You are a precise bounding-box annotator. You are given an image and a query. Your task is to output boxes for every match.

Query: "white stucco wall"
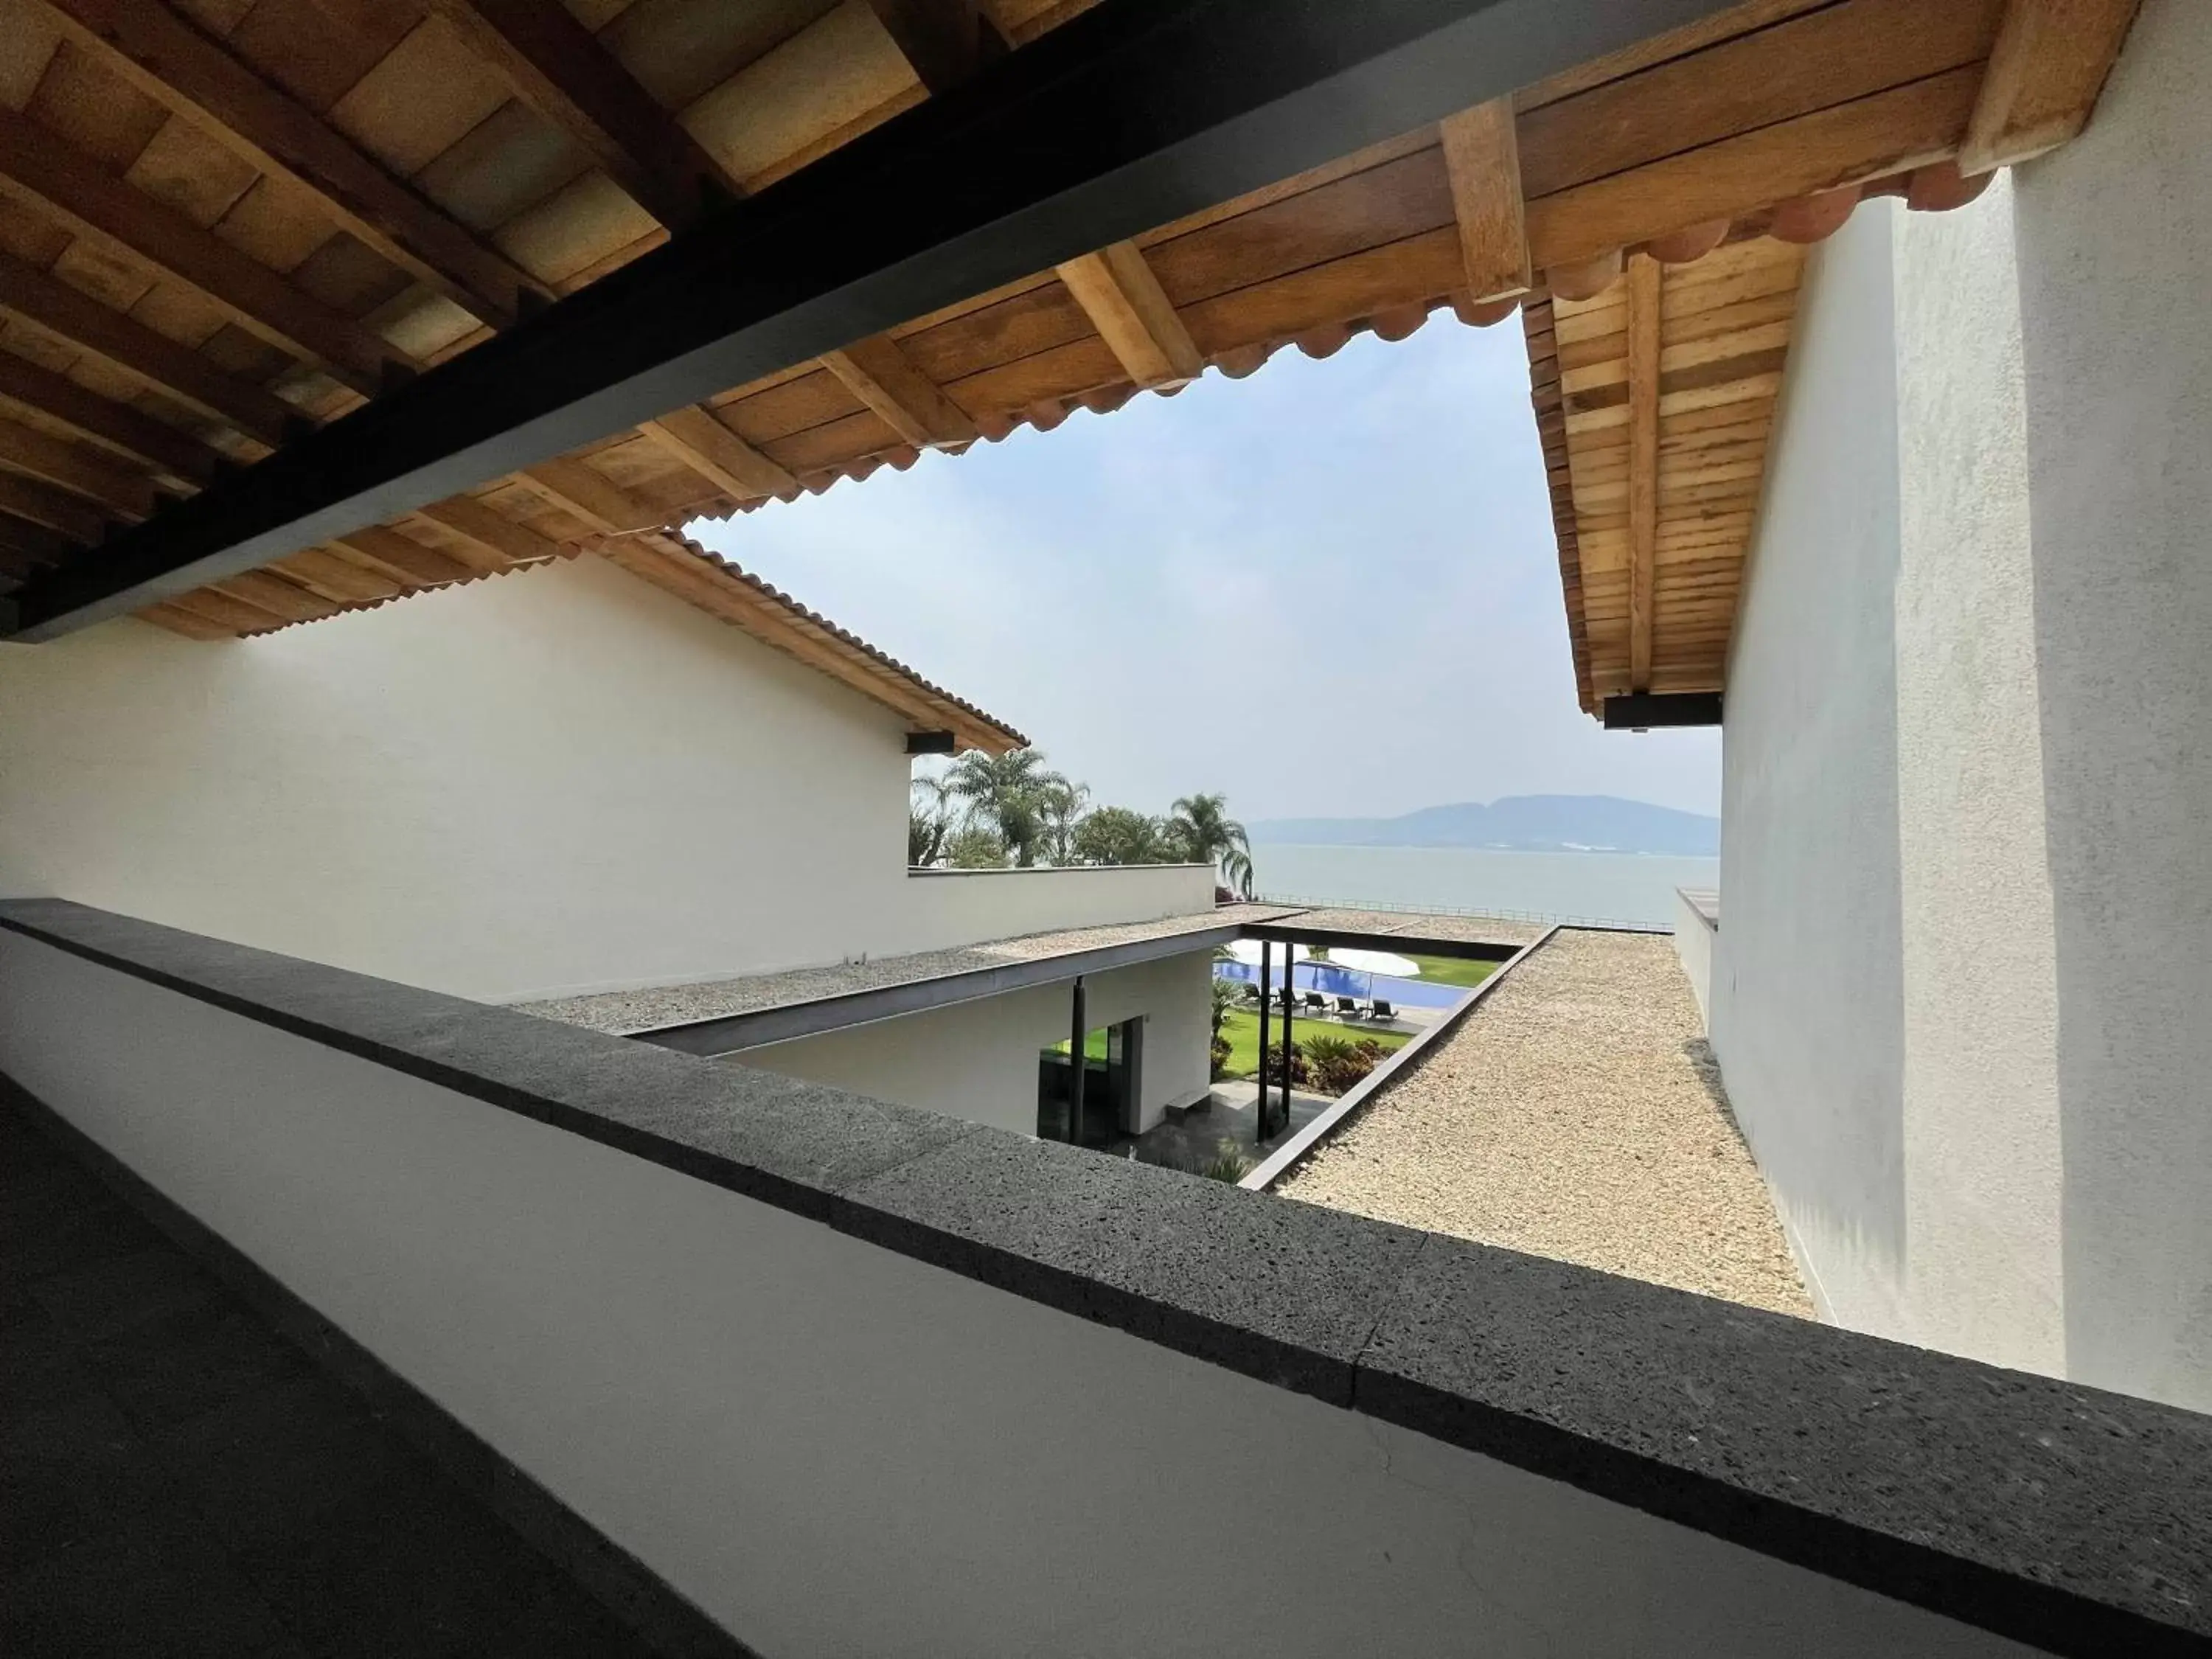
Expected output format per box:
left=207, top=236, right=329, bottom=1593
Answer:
left=1714, top=0, right=2211, bottom=1410
left=0, top=556, right=1211, bottom=1005
left=2006, top=0, right=2212, bottom=1411
left=745, top=950, right=1216, bottom=1137
left=0, top=931, right=2031, bottom=1658
left=1711, top=198, right=1907, bottom=1337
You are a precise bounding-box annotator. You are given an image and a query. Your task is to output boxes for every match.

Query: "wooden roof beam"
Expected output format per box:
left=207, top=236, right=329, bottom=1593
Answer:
left=639, top=406, right=798, bottom=502
left=0, top=414, right=156, bottom=518
left=0, top=511, right=72, bottom=572
left=415, top=495, right=563, bottom=568
left=0, top=250, right=296, bottom=448
left=822, top=335, right=977, bottom=450
left=33, top=0, right=552, bottom=330
left=865, top=0, right=1006, bottom=94
left=0, top=347, right=221, bottom=486
left=328, top=526, right=476, bottom=589
left=0, top=468, right=109, bottom=544
left=424, top=0, right=739, bottom=232
left=521, top=457, right=661, bottom=534
left=1439, top=97, right=1531, bottom=303
left=1626, top=251, right=1660, bottom=695
left=1055, top=242, right=1203, bottom=390
left=0, top=108, right=416, bottom=397
left=1960, top=0, right=2142, bottom=174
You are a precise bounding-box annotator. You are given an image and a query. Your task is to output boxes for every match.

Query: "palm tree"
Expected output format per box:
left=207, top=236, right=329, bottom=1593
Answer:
left=1167, top=792, right=1254, bottom=897
left=945, top=748, right=1073, bottom=868
left=908, top=771, right=953, bottom=866
left=1036, top=776, right=1090, bottom=866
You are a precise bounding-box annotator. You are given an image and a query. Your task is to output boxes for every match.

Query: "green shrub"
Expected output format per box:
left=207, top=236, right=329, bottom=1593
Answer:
left=1301, top=1032, right=1388, bottom=1096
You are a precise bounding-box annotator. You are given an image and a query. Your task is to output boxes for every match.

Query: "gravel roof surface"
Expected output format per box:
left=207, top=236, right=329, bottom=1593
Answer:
left=1279, top=928, right=1812, bottom=1318
left=518, top=902, right=1301, bottom=1034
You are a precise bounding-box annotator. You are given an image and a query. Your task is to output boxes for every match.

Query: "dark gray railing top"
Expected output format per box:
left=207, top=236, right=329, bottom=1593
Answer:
left=2, top=899, right=2206, bottom=1658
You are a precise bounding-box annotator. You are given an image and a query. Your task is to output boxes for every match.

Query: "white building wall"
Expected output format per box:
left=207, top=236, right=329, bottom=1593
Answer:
left=745, top=950, right=1216, bottom=1137
left=1714, top=0, right=2211, bottom=1410
left=2006, top=0, right=2212, bottom=1411
left=1710, top=198, right=1908, bottom=1336
left=0, top=555, right=1212, bottom=1005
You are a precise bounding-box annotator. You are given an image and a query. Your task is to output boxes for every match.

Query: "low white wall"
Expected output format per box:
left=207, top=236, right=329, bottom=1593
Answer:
left=900, top=863, right=1217, bottom=955
left=0, top=930, right=2028, bottom=1658
left=0, top=556, right=1214, bottom=1006
left=746, top=950, right=1215, bottom=1136
left=1672, top=888, right=1716, bottom=1029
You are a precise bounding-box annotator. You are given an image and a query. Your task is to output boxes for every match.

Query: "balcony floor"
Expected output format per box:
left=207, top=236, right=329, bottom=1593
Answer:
left=0, top=1094, right=658, bottom=1659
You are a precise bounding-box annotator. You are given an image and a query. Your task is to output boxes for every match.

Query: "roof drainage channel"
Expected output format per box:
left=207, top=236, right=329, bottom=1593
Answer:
left=1, top=899, right=2207, bottom=1659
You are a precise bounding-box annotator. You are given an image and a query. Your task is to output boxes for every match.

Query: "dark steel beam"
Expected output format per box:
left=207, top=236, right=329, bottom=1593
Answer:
left=904, top=729, right=957, bottom=755
left=1603, top=692, right=1724, bottom=729
left=1240, top=922, right=1517, bottom=961
left=0, top=0, right=1738, bottom=640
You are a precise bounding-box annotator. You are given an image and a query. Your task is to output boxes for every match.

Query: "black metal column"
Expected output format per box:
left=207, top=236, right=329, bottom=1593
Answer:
left=1279, top=946, right=1294, bottom=1135
left=1068, top=975, right=1087, bottom=1147
left=1255, top=943, right=1271, bottom=1147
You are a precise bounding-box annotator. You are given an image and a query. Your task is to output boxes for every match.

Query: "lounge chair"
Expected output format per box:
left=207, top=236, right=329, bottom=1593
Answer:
left=1302, top=992, right=1326, bottom=1015
left=1369, top=998, right=1395, bottom=1023
left=1334, top=995, right=1360, bottom=1018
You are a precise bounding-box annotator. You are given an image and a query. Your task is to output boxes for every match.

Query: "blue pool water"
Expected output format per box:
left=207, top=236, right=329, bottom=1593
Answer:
left=1213, top=960, right=1460, bottom=1008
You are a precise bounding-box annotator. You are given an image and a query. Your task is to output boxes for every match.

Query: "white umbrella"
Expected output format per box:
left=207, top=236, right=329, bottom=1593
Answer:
left=1222, top=940, right=1310, bottom=967
left=1329, top=947, right=1419, bottom=977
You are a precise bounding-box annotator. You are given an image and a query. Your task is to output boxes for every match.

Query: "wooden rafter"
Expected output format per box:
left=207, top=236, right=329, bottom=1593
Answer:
left=639, top=406, right=799, bottom=501
left=415, top=496, right=560, bottom=568
left=522, top=458, right=659, bottom=534
left=1625, top=251, right=1660, bottom=695
left=0, top=414, right=155, bottom=519
left=271, top=548, right=404, bottom=605
left=0, top=251, right=294, bottom=448
left=0, top=348, right=221, bottom=484
left=0, top=469, right=109, bottom=544
left=1960, top=0, right=2141, bottom=173
left=0, top=107, right=415, bottom=396
left=423, top=0, right=738, bottom=232
left=32, top=0, right=552, bottom=331
left=1055, top=243, right=1203, bottom=389
left=1438, top=97, right=1531, bottom=302
left=866, top=0, right=1004, bottom=94
left=329, top=526, right=476, bottom=589
left=0, top=512, right=73, bottom=571
left=821, top=335, right=978, bottom=449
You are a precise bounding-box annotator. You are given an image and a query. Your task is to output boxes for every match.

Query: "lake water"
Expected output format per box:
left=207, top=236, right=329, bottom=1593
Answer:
left=1248, top=844, right=1719, bottom=928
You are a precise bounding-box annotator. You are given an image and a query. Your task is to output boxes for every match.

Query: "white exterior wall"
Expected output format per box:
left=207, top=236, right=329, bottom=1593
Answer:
left=1713, top=0, right=2211, bottom=1410
left=1711, top=198, right=1908, bottom=1337
left=1671, top=888, right=1716, bottom=1029
left=0, top=554, right=1210, bottom=1004
left=0, top=930, right=2032, bottom=1659
left=2007, top=0, right=2212, bottom=1411
left=745, top=950, right=1216, bottom=1136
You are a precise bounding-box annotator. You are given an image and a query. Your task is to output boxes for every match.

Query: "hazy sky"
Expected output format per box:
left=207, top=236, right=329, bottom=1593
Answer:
left=689, top=313, right=1722, bottom=821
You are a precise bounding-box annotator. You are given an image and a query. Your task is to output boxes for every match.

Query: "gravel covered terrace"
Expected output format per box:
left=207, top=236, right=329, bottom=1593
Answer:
left=1279, top=929, right=1812, bottom=1319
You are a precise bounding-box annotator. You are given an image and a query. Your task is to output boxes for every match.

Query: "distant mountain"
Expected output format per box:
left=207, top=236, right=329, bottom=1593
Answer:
left=1248, top=796, right=1719, bottom=856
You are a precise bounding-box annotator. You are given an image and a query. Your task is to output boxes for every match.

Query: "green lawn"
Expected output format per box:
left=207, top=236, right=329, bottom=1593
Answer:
left=1215, top=1007, right=1410, bottom=1080
left=1048, top=1030, right=1111, bottom=1060
left=1399, top=953, right=1500, bottom=989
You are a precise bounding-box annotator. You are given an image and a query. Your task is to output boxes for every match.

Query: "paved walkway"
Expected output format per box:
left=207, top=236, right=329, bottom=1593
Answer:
left=1113, top=1080, right=1335, bottom=1174
left=1278, top=930, right=1813, bottom=1318
left=0, top=1094, right=656, bottom=1658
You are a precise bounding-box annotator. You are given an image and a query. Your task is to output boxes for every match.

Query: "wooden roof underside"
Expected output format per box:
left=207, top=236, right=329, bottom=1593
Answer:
left=0, top=0, right=2143, bottom=726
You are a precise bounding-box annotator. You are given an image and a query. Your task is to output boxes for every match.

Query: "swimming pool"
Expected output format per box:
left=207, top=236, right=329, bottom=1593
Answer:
left=1212, top=960, right=1460, bottom=1009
